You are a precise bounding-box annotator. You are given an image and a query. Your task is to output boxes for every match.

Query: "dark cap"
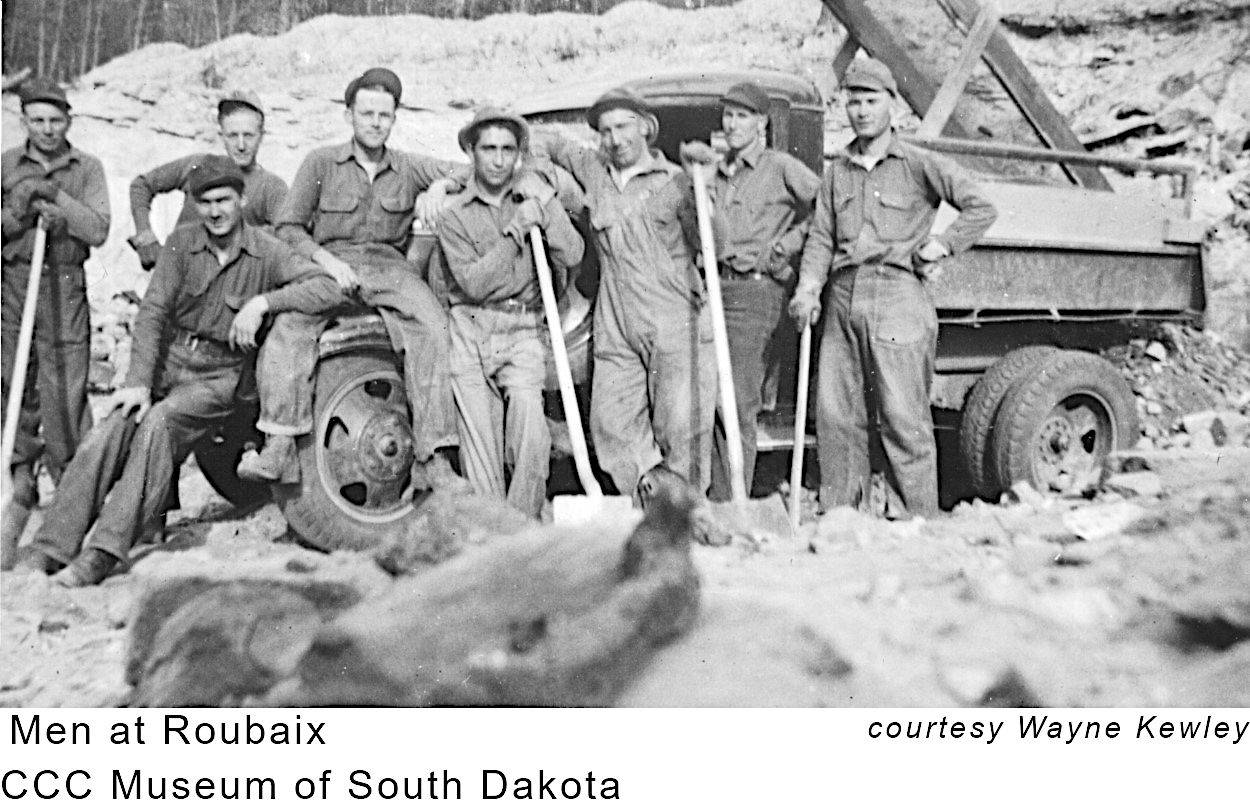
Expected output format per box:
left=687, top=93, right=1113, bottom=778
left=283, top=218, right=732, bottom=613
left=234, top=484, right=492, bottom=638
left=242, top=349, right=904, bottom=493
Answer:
left=721, top=82, right=771, bottom=115
left=19, top=78, right=71, bottom=113
left=843, top=57, right=898, bottom=96
left=345, top=67, right=402, bottom=108
left=586, top=87, right=658, bottom=142
left=458, top=107, right=531, bottom=154
left=218, top=89, right=264, bottom=120
left=186, top=156, right=245, bottom=199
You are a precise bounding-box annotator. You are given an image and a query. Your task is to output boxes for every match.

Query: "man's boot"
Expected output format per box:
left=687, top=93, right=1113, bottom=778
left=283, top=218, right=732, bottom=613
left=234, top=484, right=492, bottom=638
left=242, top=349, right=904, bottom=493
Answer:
left=237, top=435, right=297, bottom=483
left=12, top=546, right=59, bottom=575
left=1, top=465, right=39, bottom=570
left=411, top=448, right=469, bottom=497
left=52, top=547, right=118, bottom=588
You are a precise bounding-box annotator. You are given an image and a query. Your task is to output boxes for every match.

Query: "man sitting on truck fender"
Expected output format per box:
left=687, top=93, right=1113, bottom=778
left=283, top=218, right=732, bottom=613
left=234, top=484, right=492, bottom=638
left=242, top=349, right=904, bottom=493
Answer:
left=438, top=108, right=585, bottom=518
left=788, top=58, right=997, bottom=519
left=679, top=81, right=821, bottom=502
left=237, top=68, right=468, bottom=491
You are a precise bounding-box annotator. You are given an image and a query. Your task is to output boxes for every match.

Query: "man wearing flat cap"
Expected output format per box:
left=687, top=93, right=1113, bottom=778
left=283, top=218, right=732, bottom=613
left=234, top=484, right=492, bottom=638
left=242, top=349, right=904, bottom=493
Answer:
left=531, top=86, right=718, bottom=512
left=1, top=78, right=110, bottom=556
left=680, top=81, right=820, bottom=501
left=237, top=67, right=468, bottom=494
left=128, top=89, right=288, bottom=270
left=15, top=157, right=340, bottom=586
left=791, top=57, right=997, bottom=519
left=437, top=108, right=584, bottom=517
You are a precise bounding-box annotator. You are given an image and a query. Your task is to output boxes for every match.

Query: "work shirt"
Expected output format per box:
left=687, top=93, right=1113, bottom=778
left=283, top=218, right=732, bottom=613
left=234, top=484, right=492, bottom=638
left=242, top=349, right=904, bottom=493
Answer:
left=712, top=142, right=820, bottom=276
left=1, top=141, right=110, bottom=265
left=538, top=136, right=704, bottom=308
left=129, top=153, right=288, bottom=234
left=438, top=175, right=585, bottom=309
left=126, top=223, right=339, bottom=388
left=797, top=133, right=996, bottom=293
left=276, top=141, right=468, bottom=260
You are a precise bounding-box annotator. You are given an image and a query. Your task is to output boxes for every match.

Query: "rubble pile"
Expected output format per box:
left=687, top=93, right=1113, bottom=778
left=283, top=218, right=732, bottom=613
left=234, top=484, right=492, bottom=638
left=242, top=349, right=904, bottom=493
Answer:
left=1103, top=323, right=1250, bottom=448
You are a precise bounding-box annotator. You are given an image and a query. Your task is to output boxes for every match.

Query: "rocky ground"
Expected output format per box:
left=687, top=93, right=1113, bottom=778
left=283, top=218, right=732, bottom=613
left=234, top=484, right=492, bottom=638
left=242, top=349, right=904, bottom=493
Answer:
left=2, top=0, right=1249, bottom=706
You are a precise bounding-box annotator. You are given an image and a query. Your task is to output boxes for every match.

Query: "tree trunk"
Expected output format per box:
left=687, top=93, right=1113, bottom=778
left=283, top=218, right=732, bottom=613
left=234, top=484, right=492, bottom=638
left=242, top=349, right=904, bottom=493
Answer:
left=46, top=0, right=68, bottom=79
left=133, top=0, right=150, bottom=50
left=78, top=0, right=94, bottom=76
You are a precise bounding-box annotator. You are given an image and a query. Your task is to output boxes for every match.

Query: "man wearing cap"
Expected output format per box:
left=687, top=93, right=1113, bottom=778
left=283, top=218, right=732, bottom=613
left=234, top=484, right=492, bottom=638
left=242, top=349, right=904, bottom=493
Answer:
left=1, top=78, right=110, bottom=556
left=790, top=58, right=997, bottom=519
left=128, top=90, right=287, bottom=270
left=15, top=158, right=340, bottom=586
left=680, top=81, right=820, bottom=501
left=437, top=109, right=584, bottom=518
left=531, top=87, right=718, bottom=507
left=237, top=67, right=467, bottom=492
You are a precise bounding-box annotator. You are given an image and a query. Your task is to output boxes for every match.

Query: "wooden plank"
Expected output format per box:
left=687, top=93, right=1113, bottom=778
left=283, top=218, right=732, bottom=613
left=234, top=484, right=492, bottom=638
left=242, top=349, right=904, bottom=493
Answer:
left=820, top=0, right=975, bottom=139
left=935, top=0, right=1112, bottom=189
left=918, top=1, right=999, bottom=138
left=831, top=34, right=860, bottom=82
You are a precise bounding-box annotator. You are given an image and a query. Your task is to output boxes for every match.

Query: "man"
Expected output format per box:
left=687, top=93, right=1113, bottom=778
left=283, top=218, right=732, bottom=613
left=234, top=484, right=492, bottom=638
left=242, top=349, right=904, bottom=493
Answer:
left=236, top=68, right=466, bottom=491
left=790, top=58, right=997, bottom=519
left=15, top=158, right=340, bottom=586
left=128, top=90, right=287, bottom=269
left=533, top=87, right=717, bottom=503
left=1, top=78, right=110, bottom=553
left=681, top=81, right=820, bottom=501
left=438, top=109, right=584, bottom=518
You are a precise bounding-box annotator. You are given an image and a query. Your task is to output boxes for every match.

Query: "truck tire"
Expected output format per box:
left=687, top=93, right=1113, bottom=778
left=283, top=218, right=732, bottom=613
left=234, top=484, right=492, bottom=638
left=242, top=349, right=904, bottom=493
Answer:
left=989, top=350, right=1138, bottom=497
left=192, top=405, right=269, bottom=509
left=958, top=345, right=1059, bottom=498
left=276, top=351, right=416, bottom=551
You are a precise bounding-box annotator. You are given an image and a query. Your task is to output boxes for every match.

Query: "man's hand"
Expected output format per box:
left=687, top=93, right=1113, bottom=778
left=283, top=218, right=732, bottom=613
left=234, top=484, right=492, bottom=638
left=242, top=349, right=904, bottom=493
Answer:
left=107, top=386, right=152, bottom=422
left=788, top=287, right=822, bottom=330
left=505, top=198, right=546, bottom=243
left=127, top=231, right=163, bottom=270
left=315, top=250, right=359, bottom=292
left=679, top=141, right=719, bottom=166
left=30, top=200, right=67, bottom=235
left=914, top=237, right=949, bottom=283
left=414, top=179, right=457, bottom=224
left=27, top=179, right=60, bottom=204
left=914, top=262, right=944, bottom=283
left=512, top=172, right=556, bottom=205
left=229, top=295, right=270, bottom=350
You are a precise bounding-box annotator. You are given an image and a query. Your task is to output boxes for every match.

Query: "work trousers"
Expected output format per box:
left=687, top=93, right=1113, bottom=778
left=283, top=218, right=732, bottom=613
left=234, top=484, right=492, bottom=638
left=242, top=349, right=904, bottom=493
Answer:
left=448, top=306, right=550, bottom=518
left=590, top=287, right=717, bottom=497
left=709, top=273, right=787, bottom=501
left=1, top=258, right=92, bottom=492
left=254, top=246, right=455, bottom=459
left=817, top=264, right=939, bottom=518
left=30, top=342, right=242, bottom=564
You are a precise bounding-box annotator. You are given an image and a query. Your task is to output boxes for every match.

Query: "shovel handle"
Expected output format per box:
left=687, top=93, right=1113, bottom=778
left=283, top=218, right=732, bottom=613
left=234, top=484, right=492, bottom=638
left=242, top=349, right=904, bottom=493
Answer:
left=691, top=163, right=749, bottom=505
left=1, top=218, right=48, bottom=487
left=530, top=226, right=602, bottom=498
left=789, top=321, right=812, bottom=532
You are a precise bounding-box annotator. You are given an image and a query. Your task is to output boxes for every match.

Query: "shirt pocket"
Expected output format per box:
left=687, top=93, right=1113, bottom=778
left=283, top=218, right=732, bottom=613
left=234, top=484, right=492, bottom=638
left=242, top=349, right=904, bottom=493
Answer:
left=316, top=194, right=361, bottom=242
left=874, top=191, right=924, bottom=242
left=376, top=194, right=413, bottom=244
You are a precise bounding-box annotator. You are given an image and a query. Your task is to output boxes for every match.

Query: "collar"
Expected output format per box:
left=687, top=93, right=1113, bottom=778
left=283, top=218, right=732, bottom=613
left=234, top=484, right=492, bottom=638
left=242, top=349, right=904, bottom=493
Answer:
left=845, top=130, right=904, bottom=170
left=188, top=222, right=259, bottom=262
left=21, top=140, right=81, bottom=171
left=720, top=139, right=765, bottom=176
left=609, top=147, right=675, bottom=187
left=458, top=176, right=516, bottom=208
left=335, top=140, right=395, bottom=173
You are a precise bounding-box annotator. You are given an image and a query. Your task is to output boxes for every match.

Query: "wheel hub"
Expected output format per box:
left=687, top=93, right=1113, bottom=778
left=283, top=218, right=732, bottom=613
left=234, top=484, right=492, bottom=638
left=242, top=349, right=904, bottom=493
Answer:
left=357, top=412, right=415, bottom=482
left=1031, top=394, right=1113, bottom=495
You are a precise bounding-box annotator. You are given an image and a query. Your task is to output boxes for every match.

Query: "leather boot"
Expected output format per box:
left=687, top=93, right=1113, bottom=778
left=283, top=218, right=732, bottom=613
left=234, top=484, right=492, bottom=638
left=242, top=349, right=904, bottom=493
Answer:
left=52, top=547, right=118, bottom=588
left=1, top=465, right=38, bottom=570
left=236, top=435, right=297, bottom=483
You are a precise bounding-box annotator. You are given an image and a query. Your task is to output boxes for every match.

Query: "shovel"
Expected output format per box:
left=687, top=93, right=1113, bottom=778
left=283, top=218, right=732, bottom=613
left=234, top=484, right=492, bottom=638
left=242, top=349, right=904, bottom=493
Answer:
left=530, top=227, right=635, bottom=526
left=689, top=163, right=792, bottom=542
left=789, top=320, right=813, bottom=534
left=1, top=218, right=48, bottom=568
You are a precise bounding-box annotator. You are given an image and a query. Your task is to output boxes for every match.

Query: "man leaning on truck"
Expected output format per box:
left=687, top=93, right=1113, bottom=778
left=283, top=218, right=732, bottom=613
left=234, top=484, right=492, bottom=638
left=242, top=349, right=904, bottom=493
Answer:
left=789, top=58, right=997, bottom=519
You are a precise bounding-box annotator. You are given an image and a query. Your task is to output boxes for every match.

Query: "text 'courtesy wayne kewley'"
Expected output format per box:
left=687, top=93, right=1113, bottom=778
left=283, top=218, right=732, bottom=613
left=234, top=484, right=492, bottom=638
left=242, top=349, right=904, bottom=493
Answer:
left=866, top=715, right=1249, bottom=745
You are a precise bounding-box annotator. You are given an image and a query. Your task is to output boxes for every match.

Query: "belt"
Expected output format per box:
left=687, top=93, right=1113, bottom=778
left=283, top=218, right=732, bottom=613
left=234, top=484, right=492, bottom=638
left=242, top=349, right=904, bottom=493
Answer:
left=171, top=328, right=244, bottom=360
left=462, top=299, right=543, bottom=315
left=717, top=263, right=770, bottom=282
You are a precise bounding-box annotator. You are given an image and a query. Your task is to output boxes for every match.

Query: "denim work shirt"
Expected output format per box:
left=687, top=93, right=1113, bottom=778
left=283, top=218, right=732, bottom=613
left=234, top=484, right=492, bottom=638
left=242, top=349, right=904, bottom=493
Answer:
left=130, top=153, right=289, bottom=234
left=1, top=141, right=110, bottom=266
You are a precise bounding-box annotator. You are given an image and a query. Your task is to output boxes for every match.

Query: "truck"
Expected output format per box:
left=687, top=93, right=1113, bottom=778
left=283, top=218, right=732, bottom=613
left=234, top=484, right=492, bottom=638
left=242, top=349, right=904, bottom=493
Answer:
left=197, top=1, right=1205, bottom=549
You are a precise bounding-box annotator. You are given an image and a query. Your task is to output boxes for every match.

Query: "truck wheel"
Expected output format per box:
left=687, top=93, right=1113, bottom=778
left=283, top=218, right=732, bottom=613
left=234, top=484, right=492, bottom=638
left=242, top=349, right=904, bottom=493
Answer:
left=989, top=350, right=1138, bottom=497
left=958, top=345, right=1059, bottom=498
left=193, top=405, right=269, bottom=509
left=277, top=352, right=415, bottom=551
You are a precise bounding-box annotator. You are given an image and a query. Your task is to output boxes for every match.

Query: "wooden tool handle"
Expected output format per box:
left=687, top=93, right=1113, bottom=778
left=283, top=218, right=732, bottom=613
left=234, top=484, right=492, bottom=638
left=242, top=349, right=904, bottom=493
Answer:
left=789, top=321, right=812, bottom=532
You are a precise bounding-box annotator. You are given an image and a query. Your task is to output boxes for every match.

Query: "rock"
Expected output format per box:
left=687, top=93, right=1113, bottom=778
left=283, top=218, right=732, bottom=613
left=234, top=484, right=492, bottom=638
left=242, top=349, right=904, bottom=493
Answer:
left=1157, top=86, right=1216, bottom=132
left=1191, top=429, right=1218, bottom=450
left=1181, top=409, right=1218, bottom=435
left=1144, top=341, right=1169, bottom=361
left=978, top=667, right=1042, bottom=708
left=1105, top=471, right=1164, bottom=498
left=1009, top=481, right=1051, bottom=511
left=276, top=487, right=702, bottom=706
left=1062, top=501, right=1147, bottom=541
left=1211, top=411, right=1250, bottom=447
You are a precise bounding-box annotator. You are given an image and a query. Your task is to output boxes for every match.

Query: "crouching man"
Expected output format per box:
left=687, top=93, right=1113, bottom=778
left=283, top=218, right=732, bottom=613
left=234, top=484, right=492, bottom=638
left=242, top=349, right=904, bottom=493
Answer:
left=15, top=158, right=340, bottom=586
left=437, top=109, right=584, bottom=518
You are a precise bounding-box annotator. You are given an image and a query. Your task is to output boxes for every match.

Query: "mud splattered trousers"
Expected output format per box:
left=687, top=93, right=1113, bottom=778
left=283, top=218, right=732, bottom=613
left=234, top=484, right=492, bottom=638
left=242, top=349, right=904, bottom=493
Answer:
left=1, top=258, right=92, bottom=498
left=817, top=264, right=939, bottom=518
left=253, top=245, right=456, bottom=459
left=29, top=342, right=244, bottom=564
left=709, top=273, right=787, bottom=501
left=449, top=305, right=550, bottom=518
left=590, top=283, right=717, bottom=497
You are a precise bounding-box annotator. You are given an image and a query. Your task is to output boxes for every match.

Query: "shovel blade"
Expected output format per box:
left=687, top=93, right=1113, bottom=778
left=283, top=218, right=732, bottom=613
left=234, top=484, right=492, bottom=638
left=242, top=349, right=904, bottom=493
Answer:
left=706, top=492, right=795, bottom=544
left=552, top=494, right=641, bottom=528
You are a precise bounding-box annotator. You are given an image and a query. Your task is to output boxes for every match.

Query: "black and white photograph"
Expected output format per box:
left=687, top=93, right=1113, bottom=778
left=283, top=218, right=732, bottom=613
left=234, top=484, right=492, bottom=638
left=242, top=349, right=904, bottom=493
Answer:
left=1, top=0, right=1248, bottom=722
